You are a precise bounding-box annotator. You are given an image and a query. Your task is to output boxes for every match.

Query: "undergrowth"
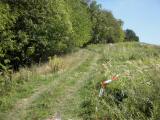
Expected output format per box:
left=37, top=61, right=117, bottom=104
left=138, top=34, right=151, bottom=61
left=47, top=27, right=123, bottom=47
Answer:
left=0, top=50, right=83, bottom=113
left=0, top=43, right=160, bottom=120
left=79, top=42, right=160, bottom=120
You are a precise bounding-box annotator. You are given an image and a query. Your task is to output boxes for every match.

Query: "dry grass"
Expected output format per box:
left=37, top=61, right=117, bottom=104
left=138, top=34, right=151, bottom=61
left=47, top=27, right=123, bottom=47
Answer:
left=12, top=50, right=85, bottom=82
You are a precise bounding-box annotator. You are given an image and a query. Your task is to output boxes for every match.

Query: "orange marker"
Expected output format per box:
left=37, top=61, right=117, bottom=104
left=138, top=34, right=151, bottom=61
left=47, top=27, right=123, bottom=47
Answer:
left=99, top=75, right=119, bottom=97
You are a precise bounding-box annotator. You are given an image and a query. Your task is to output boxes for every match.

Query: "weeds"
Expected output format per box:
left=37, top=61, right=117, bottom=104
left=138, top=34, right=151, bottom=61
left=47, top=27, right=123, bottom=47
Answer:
left=79, top=43, right=160, bottom=120
left=0, top=43, right=159, bottom=120
left=0, top=50, right=87, bottom=115
left=48, top=56, right=64, bottom=73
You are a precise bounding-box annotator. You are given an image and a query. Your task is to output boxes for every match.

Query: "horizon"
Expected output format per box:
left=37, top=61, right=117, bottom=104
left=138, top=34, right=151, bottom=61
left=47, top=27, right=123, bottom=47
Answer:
left=96, top=0, right=160, bottom=45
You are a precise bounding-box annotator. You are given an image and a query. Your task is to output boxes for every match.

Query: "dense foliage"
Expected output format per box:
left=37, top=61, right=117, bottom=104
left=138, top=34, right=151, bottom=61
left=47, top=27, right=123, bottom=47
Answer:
left=125, top=29, right=139, bottom=42
left=0, top=0, right=138, bottom=71
left=89, top=1, right=125, bottom=43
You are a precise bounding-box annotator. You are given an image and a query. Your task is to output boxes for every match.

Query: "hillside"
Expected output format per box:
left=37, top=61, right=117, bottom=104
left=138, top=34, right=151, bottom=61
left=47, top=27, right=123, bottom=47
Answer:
left=0, top=42, right=160, bottom=120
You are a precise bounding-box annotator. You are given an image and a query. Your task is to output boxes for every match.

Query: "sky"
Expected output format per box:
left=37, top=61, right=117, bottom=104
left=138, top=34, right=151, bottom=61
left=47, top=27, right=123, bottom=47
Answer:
left=96, top=0, right=160, bottom=45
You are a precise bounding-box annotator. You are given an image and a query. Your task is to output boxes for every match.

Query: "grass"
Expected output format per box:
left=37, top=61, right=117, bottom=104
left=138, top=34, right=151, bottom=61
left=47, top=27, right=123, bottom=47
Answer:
left=0, top=49, right=89, bottom=118
left=0, top=42, right=160, bottom=120
left=79, top=42, right=160, bottom=120
left=23, top=52, right=99, bottom=120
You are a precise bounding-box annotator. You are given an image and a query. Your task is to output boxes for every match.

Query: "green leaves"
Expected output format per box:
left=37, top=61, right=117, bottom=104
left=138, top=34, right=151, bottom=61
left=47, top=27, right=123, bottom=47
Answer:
left=0, top=0, right=138, bottom=72
left=125, top=29, right=139, bottom=42
left=89, top=1, right=125, bottom=43
left=66, top=0, right=92, bottom=47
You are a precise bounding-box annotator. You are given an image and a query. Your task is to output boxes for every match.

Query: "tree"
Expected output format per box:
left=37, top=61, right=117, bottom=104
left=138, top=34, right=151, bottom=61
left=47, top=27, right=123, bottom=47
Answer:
left=66, top=0, right=92, bottom=47
left=0, top=0, right=138, bottom=72
left=125, top=29, right=139, bottom=42
left=0, top=0, right=93, bottom=71
left=0, top=2, right=17, bottom=71
left=89, top=1, right=124, bottom=44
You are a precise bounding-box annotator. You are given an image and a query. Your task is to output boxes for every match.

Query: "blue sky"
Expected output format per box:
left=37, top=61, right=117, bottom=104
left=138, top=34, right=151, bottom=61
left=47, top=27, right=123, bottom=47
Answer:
left=96, top=0, right=160, bottom=45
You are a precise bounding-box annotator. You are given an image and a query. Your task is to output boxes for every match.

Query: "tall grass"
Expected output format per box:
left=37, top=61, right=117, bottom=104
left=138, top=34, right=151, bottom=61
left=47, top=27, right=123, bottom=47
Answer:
left=0, top=43, right=159, bottom=120
left=79, top=43, right=160, bottom=120
left=0, top=49, right=85, bottom=113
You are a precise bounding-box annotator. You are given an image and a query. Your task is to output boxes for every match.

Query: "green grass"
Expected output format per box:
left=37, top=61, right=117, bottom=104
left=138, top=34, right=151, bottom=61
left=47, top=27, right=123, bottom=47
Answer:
left=0, top=42, right=160, bottom=120
left=0, top=49, right=90, bottom=119
left=79, top=42, right=160, bottom=120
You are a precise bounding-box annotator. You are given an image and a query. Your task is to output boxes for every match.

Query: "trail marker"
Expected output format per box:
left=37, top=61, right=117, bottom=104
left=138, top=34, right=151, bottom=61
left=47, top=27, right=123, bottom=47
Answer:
left=99, top=75, right=119, bottom=97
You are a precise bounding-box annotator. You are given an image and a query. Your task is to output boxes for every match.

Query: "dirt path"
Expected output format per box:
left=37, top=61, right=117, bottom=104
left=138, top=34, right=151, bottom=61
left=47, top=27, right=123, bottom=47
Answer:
left=46, top=53, right=100, bottom=120
left=6, top=50, right=100, bottom=120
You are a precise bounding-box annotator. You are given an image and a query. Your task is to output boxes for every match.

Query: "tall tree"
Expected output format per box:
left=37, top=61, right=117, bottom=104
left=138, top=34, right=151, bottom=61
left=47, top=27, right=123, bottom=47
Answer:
left=0, top=2, right=17, bottom=71
left=66, top=0, right=92, bottom=47
left=0, top=0, right=93, bottom=71
left=89, top=1, right=124, bottom=43
left=125, top=29, right=139, bottom=42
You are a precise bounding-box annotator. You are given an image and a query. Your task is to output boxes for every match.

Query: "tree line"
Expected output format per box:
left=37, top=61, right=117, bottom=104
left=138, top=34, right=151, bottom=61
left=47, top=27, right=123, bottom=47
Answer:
left=0, top=0, right=139, bottom=72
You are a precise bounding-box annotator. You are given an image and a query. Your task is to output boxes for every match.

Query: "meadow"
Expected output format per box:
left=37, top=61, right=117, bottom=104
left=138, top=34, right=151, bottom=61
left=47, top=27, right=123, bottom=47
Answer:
left=0, top=42, right=160, bottom=120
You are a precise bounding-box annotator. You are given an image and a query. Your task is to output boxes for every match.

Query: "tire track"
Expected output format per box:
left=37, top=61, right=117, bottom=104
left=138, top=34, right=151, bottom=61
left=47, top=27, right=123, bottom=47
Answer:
left=44, top=53, right=100, bottom=120
left=6, top=50, right=91, bottom=120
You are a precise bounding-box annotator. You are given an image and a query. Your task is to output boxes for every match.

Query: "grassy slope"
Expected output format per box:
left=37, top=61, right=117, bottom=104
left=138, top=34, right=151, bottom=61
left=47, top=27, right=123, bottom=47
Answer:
left=80, top=43, right=160, bottom=120
left=0, top=42, right=160, bottom=120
